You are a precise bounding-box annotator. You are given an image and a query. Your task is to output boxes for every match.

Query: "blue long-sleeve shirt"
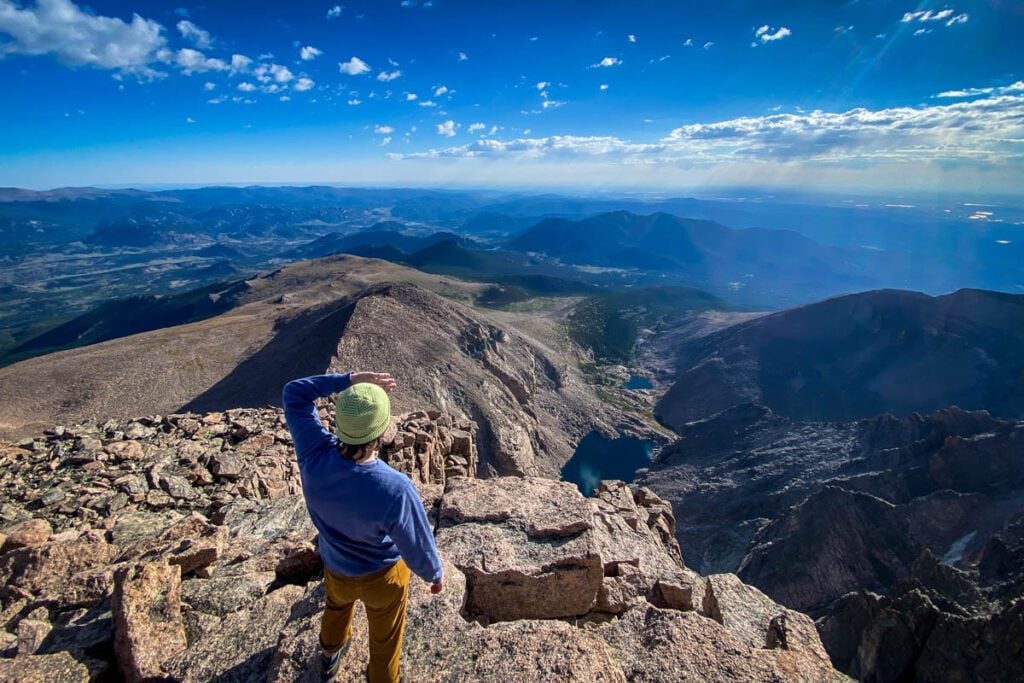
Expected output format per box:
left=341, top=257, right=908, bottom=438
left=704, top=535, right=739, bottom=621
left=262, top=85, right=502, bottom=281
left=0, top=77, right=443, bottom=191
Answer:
left=281, top=373, right=443, bottom=584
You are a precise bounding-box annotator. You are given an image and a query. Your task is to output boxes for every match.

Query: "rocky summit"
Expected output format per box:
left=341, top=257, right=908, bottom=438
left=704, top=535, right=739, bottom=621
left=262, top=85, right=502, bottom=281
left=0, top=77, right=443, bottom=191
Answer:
left=0, top=408, right=847, bottom=682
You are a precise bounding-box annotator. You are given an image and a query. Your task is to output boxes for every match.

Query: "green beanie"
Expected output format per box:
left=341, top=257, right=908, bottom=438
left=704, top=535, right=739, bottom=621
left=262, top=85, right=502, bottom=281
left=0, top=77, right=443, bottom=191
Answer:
left=335, top=383, right=391, bottom=445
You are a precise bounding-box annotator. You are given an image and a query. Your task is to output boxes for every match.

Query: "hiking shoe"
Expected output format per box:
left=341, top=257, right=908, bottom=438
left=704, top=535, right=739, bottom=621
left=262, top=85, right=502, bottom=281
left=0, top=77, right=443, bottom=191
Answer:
left=320, top=640, right=349, bottom=681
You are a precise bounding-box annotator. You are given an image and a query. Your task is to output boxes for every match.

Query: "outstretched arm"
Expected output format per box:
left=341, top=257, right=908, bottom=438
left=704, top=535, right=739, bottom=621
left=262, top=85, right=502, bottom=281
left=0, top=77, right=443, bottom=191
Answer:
left=282, top=372, right=397, bottom=461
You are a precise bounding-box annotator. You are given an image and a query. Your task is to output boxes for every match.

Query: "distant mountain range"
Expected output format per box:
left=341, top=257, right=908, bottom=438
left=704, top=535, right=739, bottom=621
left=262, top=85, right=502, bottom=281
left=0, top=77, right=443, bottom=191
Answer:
left=655, top=287, right=1024, bottom=427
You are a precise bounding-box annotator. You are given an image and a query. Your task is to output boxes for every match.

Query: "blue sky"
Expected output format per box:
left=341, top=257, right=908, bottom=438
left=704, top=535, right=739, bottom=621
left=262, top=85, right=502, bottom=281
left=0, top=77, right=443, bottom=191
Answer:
left=0, top=0, right=1022, bottom=194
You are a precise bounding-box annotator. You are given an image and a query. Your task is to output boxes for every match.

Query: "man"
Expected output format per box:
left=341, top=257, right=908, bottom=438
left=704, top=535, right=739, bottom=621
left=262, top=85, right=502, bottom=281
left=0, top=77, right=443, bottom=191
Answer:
left=282, top=371, right=444, bottom=683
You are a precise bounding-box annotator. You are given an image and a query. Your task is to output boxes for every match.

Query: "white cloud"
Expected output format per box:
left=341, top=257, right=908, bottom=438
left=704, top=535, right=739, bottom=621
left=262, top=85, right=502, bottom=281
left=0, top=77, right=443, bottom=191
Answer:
left=374, top=125, right=394, bottom=134
left=934, top=81, right=1023, bottom=99
left=434, top=85, right=448, bottom=96
left=397, top=93, right=1024, bottom=173
left=405, top=92, right=417, bottom=101
left=171, top=48, right=228, bottom=74
left=600, top=83, right=609, bottom=90
left=327, top=5, right=342, bottom=19
left=628, top=34, right=636, bottom=43
left=0, top=0, right=167, bottom=77
left=176, top=20, right=211, bottom=49
left=703, top=42, right=714, bottom=49
left=684, top=38, right=693, bottom=47
left=230, top=54, right=251, bottom=74
left=203, top=81, right=216, bottom=91
left=754, top=25, right=792, bottom=44
left=299, top=45, right=322, bottom=61
left=529, top=36, right=538, bottom=42
left=901, top=9, right=953, bottom=23
left=339, top=56, right=371, bottom=75
left=589, top=56, right=621, bottom=68
left=901, top=9, right=970, bottom=27
left=347, top=98, right=362, bottom=105
left=536, top=81, right=550, bottom=91
left=468, top=122, right=485, bottom=133
left=237, top=82, right=257, bottom=92
left=542, top=99, right=565, bottom=109
left=186, top=116, right=195, bottom=123
left=279, top=95, right=290, bottom=102
left=381, top=136, right=392, bottom=146
left=457, top=51, right=468, bottom=61
left=437, top=119, right=457, bottom=137
left=254, top=63, right=293, bottom=83
left=913, top=28, right=931, bottom=36
left=418, top=100, right=436, bottom=107
left=377, top=69, right=402, bottom=81
left=294, top=77, right=315, bottom=92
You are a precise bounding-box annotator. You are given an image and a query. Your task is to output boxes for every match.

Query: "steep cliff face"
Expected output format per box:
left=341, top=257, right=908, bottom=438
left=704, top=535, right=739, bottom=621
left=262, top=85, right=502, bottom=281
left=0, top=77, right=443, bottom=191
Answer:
left=0, top=410, right=846, bottom=682
left=639, top=405, right=1024, bottom=680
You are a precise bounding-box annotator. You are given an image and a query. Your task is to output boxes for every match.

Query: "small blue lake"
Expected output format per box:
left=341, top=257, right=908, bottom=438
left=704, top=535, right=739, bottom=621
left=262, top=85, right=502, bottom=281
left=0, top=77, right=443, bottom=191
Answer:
left=561, top=431, right=654, bottom=497
left=624, top=374, right=654, bottom=390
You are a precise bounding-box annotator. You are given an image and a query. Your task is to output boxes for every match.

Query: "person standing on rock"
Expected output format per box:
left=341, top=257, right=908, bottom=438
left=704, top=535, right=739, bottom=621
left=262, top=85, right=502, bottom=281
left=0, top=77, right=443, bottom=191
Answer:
left=282, top=371, right=444, bottom=683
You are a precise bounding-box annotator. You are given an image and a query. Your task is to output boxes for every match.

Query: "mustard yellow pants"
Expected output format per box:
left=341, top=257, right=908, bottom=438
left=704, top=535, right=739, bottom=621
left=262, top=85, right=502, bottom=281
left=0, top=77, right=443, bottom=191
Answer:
left=320, top=559, right=410, bottom=683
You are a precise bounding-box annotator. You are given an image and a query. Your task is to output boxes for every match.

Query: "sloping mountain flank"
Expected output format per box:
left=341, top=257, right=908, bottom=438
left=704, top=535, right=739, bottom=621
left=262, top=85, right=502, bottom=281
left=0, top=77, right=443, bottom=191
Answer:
left=655, top=287, right=1024, bottom=428
left=0, top=409, right=847, bottom=682
left=0, top=256, right=656, bottom=477
left=638, top=404, right=1024, bottom=680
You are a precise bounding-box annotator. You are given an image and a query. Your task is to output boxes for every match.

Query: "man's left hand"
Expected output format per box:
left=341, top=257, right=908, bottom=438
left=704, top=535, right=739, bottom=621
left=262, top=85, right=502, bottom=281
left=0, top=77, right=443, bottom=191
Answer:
left=351, top=371, right=397, bottom=393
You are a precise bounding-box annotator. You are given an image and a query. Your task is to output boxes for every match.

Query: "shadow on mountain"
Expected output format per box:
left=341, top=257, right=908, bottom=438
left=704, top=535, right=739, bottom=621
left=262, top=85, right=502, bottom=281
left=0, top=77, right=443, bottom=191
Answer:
left=180, top=297, right=358, bottom=413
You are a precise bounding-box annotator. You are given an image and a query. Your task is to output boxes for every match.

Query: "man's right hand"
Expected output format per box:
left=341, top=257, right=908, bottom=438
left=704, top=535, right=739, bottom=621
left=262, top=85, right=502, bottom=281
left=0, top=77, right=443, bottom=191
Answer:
left=430, top=581, right=444, bottom=594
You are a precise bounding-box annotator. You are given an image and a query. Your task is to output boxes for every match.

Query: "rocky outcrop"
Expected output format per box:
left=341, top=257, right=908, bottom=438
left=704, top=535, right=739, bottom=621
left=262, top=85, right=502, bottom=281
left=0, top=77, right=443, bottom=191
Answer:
left=639, top=405, right=1024, bottom=680
left=0, top=409, right=846, bottom=682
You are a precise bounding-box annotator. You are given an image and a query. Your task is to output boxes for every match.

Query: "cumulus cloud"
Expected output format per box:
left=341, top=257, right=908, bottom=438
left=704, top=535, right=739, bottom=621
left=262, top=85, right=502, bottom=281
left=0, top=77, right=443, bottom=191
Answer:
left=293, top=77, right=314, bottom=92
left=170, top=48, right=228, bottom=74
left=703, top=42, right=714, bottom=49
left=230, top=54, right=252, bottom=74
left=0, top=0, right=167, bottom=77
left=374, top=125, right=394, bottom=134
left=396, top=93, right=1024, bottom=170
left=237, top=82, right=257, bottom=92
left=203, top=81, right=216, bottom=91
left=347, top=98, right=361, bottom=105
left=339, top=56, right=370, bottom=75
left=176, top=20, right=211, bottom=49
left=299, top=45, right=322, bottom=60
left=457, top=51, right=468, bottom=61
left=468, top=122, right=485, bottom=133
left=754, top=25, right=792, bottom=44
left=405, top=92, right=417, bottom=100
left=628, top=34, right=636, bottom=42
left=535, top=81, right=550, bottom=91
left=437, top=120, right=457, bottom=137
left=434, top=85, right=448, bottom=97
left=253, top=63, right=293, bottom=83
left=327, top=5, right=342, bottom=19
left=418, top=100, right=436, bottom=107
left=600, top=83, right=609, bottom=90
left=589, top=56, right=621, bottom=68
left=377, top=69, right=401, bottom=81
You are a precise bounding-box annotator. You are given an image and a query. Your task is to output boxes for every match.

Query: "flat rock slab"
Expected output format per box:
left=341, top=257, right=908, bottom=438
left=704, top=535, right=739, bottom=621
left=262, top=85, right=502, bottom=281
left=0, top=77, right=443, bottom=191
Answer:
left=0, top=652, right=95, bottom=683
left=437, top=477, right=602, bottom=621
left=439, top=477, right=593, bottom=537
